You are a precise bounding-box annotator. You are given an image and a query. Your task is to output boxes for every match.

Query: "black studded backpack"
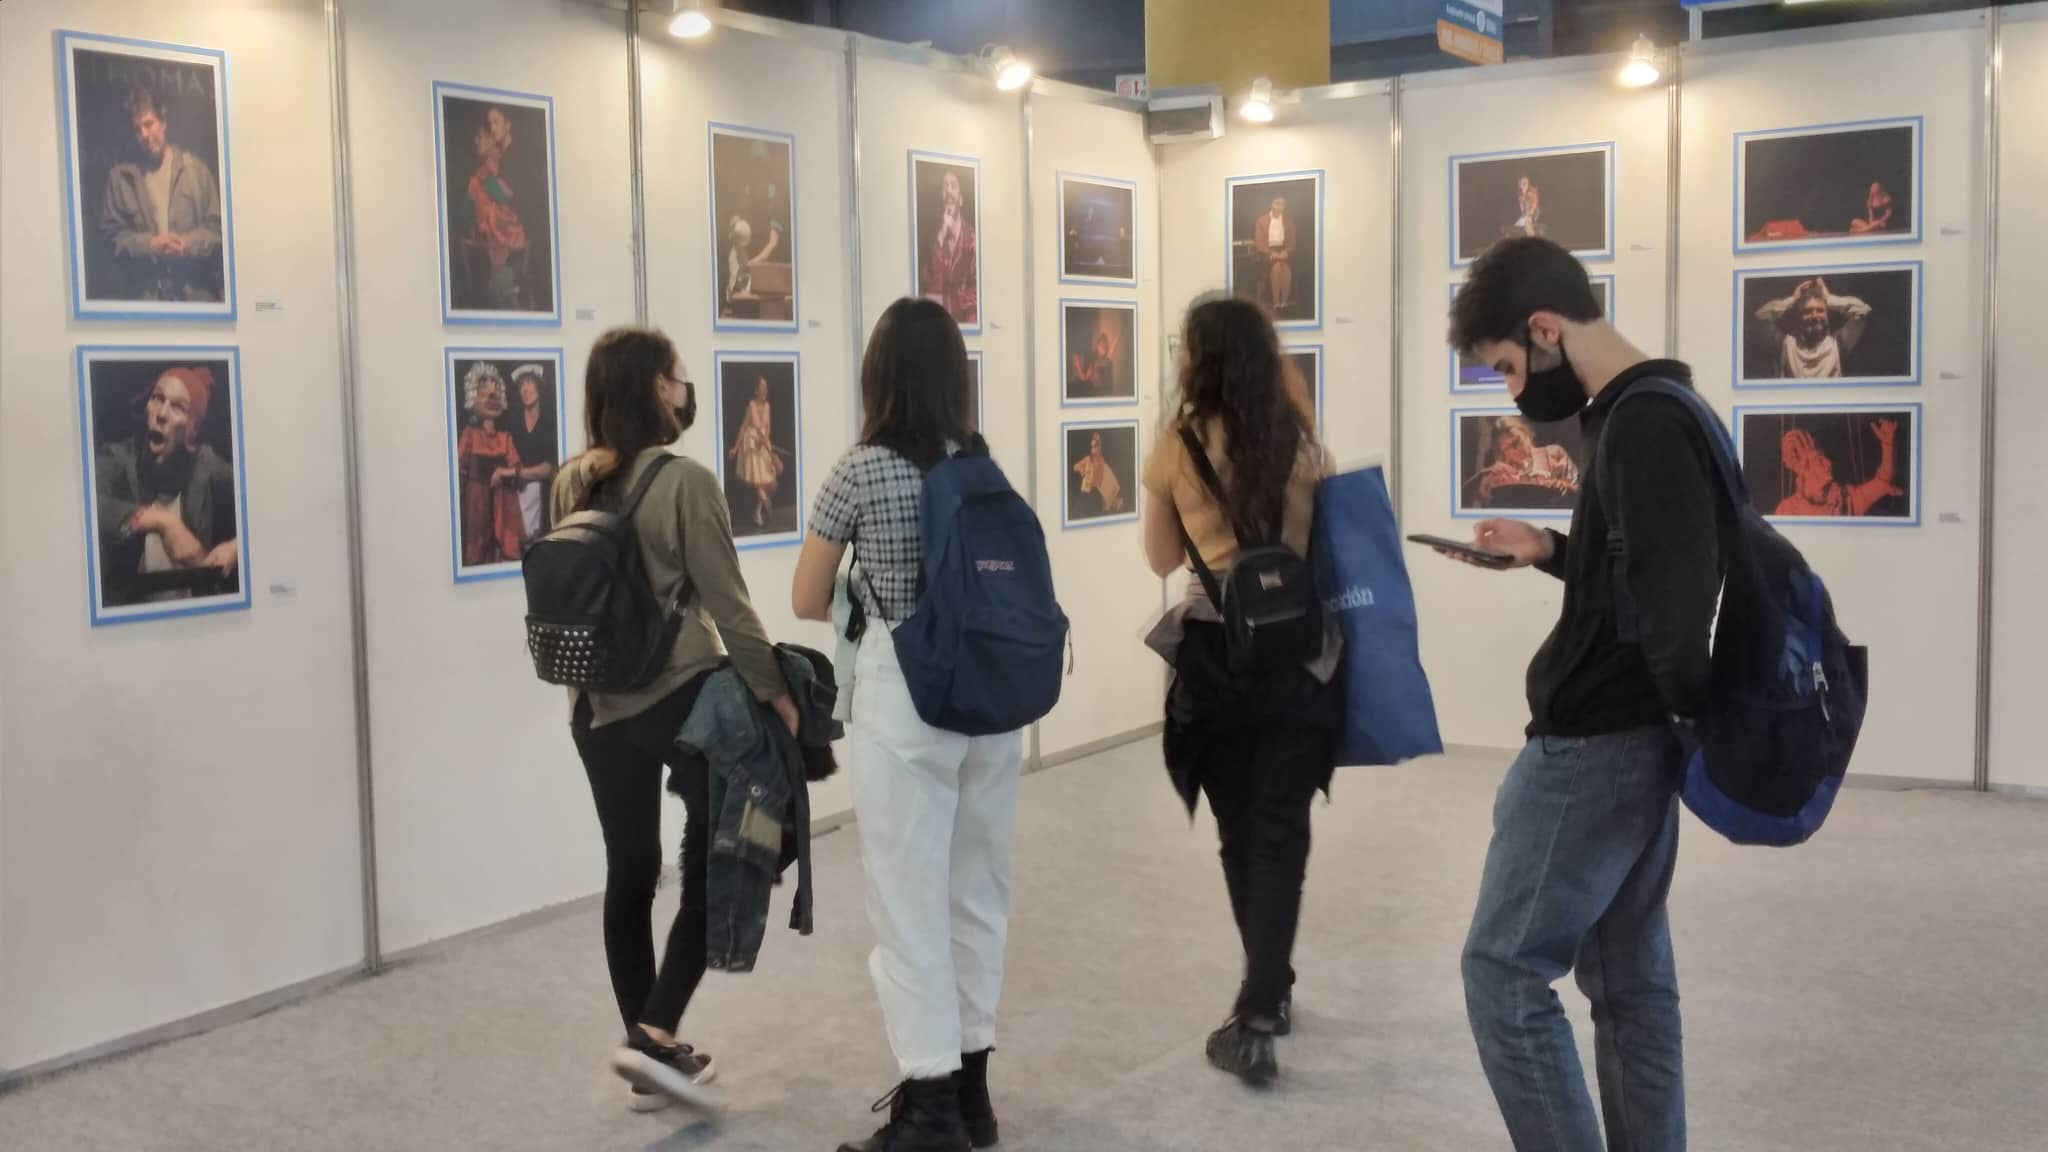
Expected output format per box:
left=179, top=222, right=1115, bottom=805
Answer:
left=522, top=454, right=689, bottom=692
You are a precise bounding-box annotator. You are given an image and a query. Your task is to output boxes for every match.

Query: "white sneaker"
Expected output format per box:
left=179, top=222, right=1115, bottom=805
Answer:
left=611, top=1038, right=724, bottom=1112
left=628, top=1086, right=674, bottom=1113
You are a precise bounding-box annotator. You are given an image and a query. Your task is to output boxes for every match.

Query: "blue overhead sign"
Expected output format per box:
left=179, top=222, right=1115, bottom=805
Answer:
left=1439, top=0, right=1504, bottom=65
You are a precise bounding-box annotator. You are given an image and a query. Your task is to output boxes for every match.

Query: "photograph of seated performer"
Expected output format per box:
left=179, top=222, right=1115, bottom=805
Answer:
left=1228, top=173, right=1320, bottom=325
left=711, top=126, right=796, bottom=325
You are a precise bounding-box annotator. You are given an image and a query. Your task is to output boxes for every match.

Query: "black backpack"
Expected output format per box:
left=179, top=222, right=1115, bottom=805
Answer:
left=522, top=455, right=689, bottom=692
left=1598, top=379, right=1869, bottom=846
left=1175, top=427, right=1324, bottom=674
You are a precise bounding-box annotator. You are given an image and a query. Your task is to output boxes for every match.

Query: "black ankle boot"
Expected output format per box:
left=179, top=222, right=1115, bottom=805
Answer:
left=837, top=1077, right=970, bottom=1152
left=956, top=1050, right=999, bottom=1148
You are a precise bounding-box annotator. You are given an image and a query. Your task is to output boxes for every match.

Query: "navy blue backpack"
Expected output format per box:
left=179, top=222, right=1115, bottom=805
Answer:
left=1600, top=379, right=1870, bottom=846
left=888, top=447, right=1069, bottom=736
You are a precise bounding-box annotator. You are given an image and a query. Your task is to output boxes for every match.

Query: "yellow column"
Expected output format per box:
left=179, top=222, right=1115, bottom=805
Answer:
left=1144, top=0, right=1331, bottom=96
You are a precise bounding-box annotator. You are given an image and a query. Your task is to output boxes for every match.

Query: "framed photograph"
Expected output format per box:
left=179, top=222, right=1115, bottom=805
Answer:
left=709, top=123, right=797, bottom=332
left=1736, top=118, right=1920, bottom=253
left=715, top=353, right=803, bottom=549
left=1451, top=143, right=1614, bottom=267
left=910, top=151, right=982, bottom=333
left=57, top=31, right=236, bottom=321
left=1734, top=263, right=1918, bottom=389
left=444, top=349, right=567, bottom=582
left=77, top=346, right=250, bottom=626
left=1285, top=345, right=1324, bottom=432
left=1451, top=408, right=1586, bottom=520
left=1058, top=172, right=1137, bottom=286
left=1061, top=300, right=1139, bottom=407
left=1452, top=274, right=1610, bottom=393
left=1735, top=404, right=1920, bottom=526
left=1063, top=420, right=1140, bottom=529
left=434, top=81, right=561, bottom=325
left=1226, top=170, right=1322, bottom=329
left=965, top=350, right=985, bottom=434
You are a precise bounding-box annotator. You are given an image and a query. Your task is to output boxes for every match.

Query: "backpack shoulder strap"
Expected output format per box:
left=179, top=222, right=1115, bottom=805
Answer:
left=1596, top=378, right=1747, bottom=515
left=1173, top=426, right=1230, bottom=607
left=620, top=452, right=678, bottom=521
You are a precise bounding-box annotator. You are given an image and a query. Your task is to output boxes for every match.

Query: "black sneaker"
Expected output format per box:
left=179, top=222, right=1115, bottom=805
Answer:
left=956, top=1050, right=999, bottom=1148
left=1238, top=982, right=1293, bottom=1037
left=837, top=1077, right=970, bottom=1152
left=610, top=1030, right=723, bottom=1112
left=1206, top=1016, right=1279, bottom=1087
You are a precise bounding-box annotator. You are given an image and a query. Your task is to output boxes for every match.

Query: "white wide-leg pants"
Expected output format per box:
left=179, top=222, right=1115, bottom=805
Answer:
left=850, top=629, right=1025, bottom=1080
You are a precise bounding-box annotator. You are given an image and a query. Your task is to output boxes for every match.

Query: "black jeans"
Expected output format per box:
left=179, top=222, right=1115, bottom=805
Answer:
left=1172, top=624, right=1337, bottom=1021
left=572, top=679, right=710, bottom=1039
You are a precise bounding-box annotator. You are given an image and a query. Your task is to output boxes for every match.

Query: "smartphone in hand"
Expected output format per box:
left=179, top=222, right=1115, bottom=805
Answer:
left=1406, top=533, right=1514, bottom=569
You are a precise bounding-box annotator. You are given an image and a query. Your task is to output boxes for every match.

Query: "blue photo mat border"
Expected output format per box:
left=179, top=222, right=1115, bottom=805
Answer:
left=708, top=121, right=801, bottom=335
left=1056, top=170, right=1140, bottom=288
left=1058, top=298, right=1141, bottom=409
left=1732, top=116, right=1924, bottom=255
left=1732, top=401, right=1924, bottom=528
left=966, top=349, right=987, bottom=430
left=1447, top=273, right=1614, bottom=394
left=1448, top=141, right=1616, bottom=270
left=432, top=80, right=564, bottom=328
left=1285, top=343, right=1325, bottom=430
left=907, top=149, right=985, bottom=336
left=443, top=348, right=568, bottom=584
left=76, top=344, right=253, bottom=626
left=1060, top=417, right=1142, bottom=530
left=1730, top=260, right=1922, bottom=390
left=713, top=350, right=805, bottom=551
left=1223, top=169, right=1325, bottom=331
left=1447, top=405, right=1574, bottom=523
left=56, top=31, right=240, bottom=323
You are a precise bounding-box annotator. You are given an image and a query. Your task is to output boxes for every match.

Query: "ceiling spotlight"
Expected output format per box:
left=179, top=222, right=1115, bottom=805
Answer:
left=1239, top=76, right=1275, bottom=124
left=1618, top=35, right=1660, bottom=88
left=987, top=45, right=1033, bottom=91
left=669, top=2, right=712, bottom=39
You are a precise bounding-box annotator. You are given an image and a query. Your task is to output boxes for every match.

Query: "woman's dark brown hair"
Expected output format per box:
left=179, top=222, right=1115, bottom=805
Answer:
left=580, top=326, right=683, bottom=496
left=859, top=297, right=974, bottom=470
left=1176, top=294, right=1317, bottom=544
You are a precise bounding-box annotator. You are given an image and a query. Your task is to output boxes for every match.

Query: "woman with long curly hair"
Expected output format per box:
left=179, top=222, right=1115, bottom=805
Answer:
left=1141, top=294, right=1338, bottom=1087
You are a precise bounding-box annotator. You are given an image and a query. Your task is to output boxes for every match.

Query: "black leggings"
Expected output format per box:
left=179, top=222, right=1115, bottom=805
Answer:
left=572, top=685, right=710, bottom=1040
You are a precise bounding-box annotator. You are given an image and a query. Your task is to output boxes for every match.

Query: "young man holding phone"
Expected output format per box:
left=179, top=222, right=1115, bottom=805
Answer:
left=1442, top=237, right=1727, bottom=1151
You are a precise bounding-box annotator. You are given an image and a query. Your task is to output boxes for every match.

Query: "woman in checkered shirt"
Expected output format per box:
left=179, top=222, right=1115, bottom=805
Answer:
left=794, top=298, right=1020, bottom=1152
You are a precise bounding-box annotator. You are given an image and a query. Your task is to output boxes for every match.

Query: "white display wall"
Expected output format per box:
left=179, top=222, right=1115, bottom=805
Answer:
left=1156, top=90, right=1397, bottom=486
left=0, top=0, right=365, bottom=1071
left=340, top=0, right=639, bottom=954
left=639, top=22, right=858, bottom=821
left=7, top=0, right=2048, bottom=1081
left=1027, top=89, right=1169, bottom=759
left=1400, top=62, right=1672, bottom=751
left=1988, top=9, right=2048, bottom=793
left=1678, top=21, right=1986, bottom=786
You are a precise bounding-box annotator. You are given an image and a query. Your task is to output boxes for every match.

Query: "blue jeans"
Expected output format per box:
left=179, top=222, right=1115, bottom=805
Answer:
left=1462, top=728, right=1687, bottom=1152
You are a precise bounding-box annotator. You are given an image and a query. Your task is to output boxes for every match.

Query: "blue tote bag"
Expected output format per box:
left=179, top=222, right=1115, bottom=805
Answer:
left=1312, top=465, right=1444, bottom=766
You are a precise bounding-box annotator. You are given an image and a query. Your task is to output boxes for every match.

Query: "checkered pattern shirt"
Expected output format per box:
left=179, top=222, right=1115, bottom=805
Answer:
left=810, top=444, right=927, bottom=622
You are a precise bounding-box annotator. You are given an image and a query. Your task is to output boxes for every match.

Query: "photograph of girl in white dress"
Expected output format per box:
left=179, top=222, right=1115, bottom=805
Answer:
left=717, top=356, right=802, bottom=545
left=1064, top=422, right=1139, bottom=527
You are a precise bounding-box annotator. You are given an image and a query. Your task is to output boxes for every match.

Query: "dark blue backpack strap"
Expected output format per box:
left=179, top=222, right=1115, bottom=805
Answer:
left=1594, top=377, right=1741, bottom=643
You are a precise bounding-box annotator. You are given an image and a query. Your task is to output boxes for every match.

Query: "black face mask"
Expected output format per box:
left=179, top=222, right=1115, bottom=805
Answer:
left=671, top=381, right=697, bottom=434
left=1515, top=328, right=1588, bottom=423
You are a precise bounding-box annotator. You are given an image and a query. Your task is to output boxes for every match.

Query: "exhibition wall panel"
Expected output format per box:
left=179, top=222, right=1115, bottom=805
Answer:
left=639, top=24, right=857, bottom=819
left=1989, top=10, right=2048, bottom=790
left=1155, top=91, right=1396, bottom=480
left=1399, top=63, right=1672, bottom=750
left=0, top=0, right=364, bottom=1068
left=341, top=0, right=639, bottom=953
left=1679, top=20, right=1984, bottom=784
left=1025, top=88, right=1167, bottom=759
left=855, top=56, right=1028, bottom=475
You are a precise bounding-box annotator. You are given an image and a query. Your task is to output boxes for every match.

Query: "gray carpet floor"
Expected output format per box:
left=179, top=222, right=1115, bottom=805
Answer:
left=4, top=743, right=2046, bottom=1151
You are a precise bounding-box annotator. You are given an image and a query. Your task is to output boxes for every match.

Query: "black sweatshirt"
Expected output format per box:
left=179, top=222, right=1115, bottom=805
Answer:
left=1525, top=361, right=1727, bottom=738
